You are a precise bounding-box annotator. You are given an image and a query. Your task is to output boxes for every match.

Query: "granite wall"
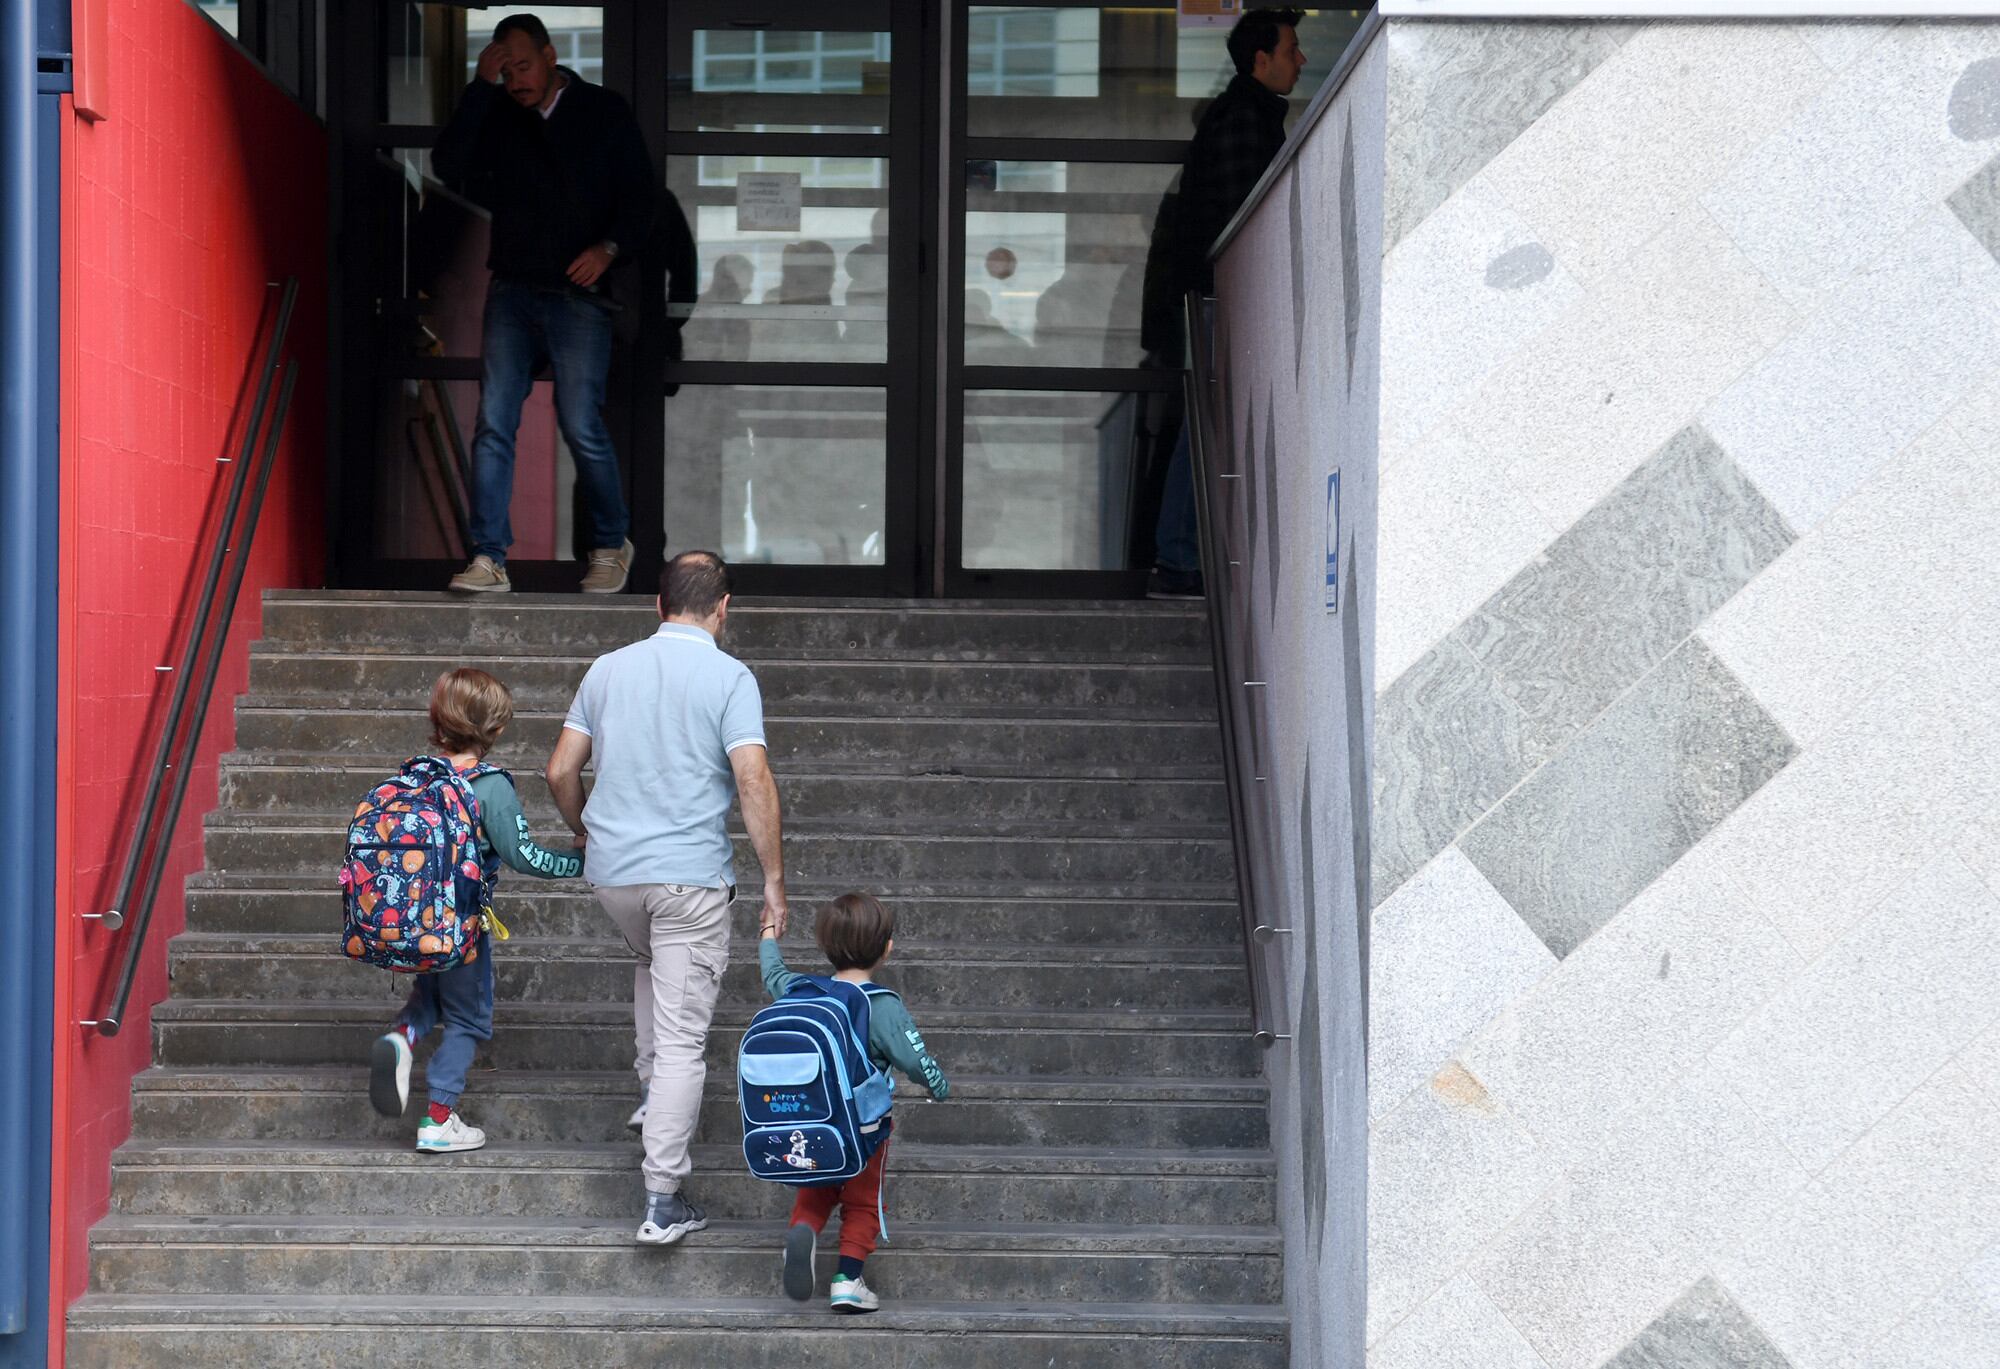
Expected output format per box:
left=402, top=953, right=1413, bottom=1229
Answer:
left=1207, top=29, right=1387, bottom=1369
left=1369, top=17, right=2000, bottom=1369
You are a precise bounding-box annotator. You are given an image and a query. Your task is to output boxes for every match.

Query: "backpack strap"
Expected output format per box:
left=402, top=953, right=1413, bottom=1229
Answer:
left=792, top=975, right=875, bottom=1065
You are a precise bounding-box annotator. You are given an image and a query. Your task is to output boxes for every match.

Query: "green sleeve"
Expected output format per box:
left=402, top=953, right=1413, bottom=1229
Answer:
left=469, top=774, right=582, bottom=880
left=760, top=935, right=804, bottom=1001
left=867, top=992, right=949, bottom=1100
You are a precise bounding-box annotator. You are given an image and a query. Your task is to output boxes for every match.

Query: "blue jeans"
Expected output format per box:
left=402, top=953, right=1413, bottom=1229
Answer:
left=469, top=279, right=630, bottom=563
left=396, top=945, right=494, bottom=1109
left=1153, top=420, right=1199, bottom=574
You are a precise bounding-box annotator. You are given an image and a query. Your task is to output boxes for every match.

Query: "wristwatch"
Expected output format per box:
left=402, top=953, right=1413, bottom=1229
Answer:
left=601, top=241, right=620, bottom=258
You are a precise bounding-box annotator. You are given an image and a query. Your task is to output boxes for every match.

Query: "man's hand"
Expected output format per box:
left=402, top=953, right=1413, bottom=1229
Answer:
left=476, top=41, right=507, bottom=84
left=759, top=881, right=789, bottom=939
left=567, top=244, right=616, bottom=289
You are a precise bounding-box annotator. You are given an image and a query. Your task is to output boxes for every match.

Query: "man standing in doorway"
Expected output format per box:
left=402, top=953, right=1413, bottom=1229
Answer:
left=1144, top=9, right=1306, bottom=600
left=434, top=12, right=656, bottom=595
left=545, top=552, right=788, bottom=1245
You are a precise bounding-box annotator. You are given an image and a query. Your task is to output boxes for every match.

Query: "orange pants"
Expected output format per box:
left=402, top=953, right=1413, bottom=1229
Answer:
left=789, top=1138, right=890, bottom=1264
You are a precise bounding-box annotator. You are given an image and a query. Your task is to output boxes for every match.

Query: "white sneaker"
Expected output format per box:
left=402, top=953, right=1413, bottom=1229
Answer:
left=829, top=1275, right=879, bottom=1314
left=626, top=1102, right=646, bottom=1135
left=448, top=555, right=511, bottom=594
left=782, top=1222, right=817, bottom=1301
left=580, top=538, right=633, bottom=594
left=415, top=1111, right=486, bottom=1153
left=369, top=1032, right=412, bottom=1118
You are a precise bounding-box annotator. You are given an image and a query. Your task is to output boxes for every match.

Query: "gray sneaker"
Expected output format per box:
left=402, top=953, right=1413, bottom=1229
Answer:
left=636, top=1190, right=707, bottom=1246
left=580, top=538, right=634, bottom=594
left=448, top=555, right=511, bottom=594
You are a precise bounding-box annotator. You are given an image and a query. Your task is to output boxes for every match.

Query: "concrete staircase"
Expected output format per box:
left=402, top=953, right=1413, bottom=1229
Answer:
left=67, top=591, right=1284, bottom=1367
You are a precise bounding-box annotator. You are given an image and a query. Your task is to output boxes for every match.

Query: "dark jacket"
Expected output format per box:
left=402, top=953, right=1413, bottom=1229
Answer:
left=1141, top=73, right=1290, bottom=362
left=433, top=68, right=658, bottom=290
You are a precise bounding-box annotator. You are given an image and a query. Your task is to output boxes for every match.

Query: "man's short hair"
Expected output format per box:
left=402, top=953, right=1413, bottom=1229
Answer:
left=1227, top=8, right=1305, bottom=76
left=661, top=550, right=732, bottom=620
left=429, top=667, right=514, bottom=754
left=816, top=892, right=895, bottom=971
left=493, top=13, right=553, bottom=50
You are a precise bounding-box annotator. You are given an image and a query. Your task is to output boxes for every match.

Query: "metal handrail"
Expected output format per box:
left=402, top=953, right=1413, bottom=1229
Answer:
left=1183, top=289, right=1288, bottom=1047
left=85, top=278, right=299, bottom=1035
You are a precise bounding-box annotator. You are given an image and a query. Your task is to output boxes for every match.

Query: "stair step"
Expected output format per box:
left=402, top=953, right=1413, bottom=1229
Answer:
left=217, top=760, right=1230, bottom=826
left=254, top=591, right=1211, bottom=662
left=86, top=1215, right=1283, bottom=1304
left=229, top=707, right=1224, bottom=776
left=202, top=819, right=1236, bottom=888
left=108, top=1140, right=1278, bottom=1224
left=248, top=650, right=1218, bottom=716
left=180, top=885, right=1248, bottom=945
left=127, top=1068, right=1269, bottom=1150
left=67, top=1295, right=1285, bottom=1368
left=165, top=935, right=1249, bottom=1011
left=148, top=1000, right=1263, bottom=1076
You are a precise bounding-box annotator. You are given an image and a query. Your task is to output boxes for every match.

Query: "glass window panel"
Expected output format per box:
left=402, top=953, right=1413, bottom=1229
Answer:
left=964, top=390, right=1151, bottom=570
left=196, top=2, right=240, bottom=40
left=370, top=378, right=579, bottom=562
left=673, top=29, right=892, bottom=133
left=377, top=148, right=491, bottom=360
left=385, top=4, right=605, bottom=125
left=665, top=386, right=887, bottom=566
left=668, top=156, right=890, bottom=364
left=964, top=162, right=1179, bottom=369
left=967, top=6, right=1369, bottom=140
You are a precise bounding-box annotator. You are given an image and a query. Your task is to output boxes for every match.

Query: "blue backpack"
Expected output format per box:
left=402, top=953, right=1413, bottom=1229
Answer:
left=739, top=976, right=895, bottom=1187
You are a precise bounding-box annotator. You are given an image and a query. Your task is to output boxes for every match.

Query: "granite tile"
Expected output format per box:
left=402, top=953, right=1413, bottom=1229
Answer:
left=1460, top=424, right=1793, bottom=766
left=1367, top=1072, right=1557, bottom=1341
left=1381, top=177, right=1584, bottom=466
left=1849, top=1237, right=2000, bottom=1369
left=1705, top=853, right=2000, bottom=1175
left=1342, top=110, right=1361, bottom=393
left=1470, top=1073, right=1809, bottom=1369
left=1716, top=1013, right=2000, bottom=1369
left=1948, top=150, right=2000, bottom=265
left=1460, top=639, right=1796, bottom=959
left=1701, top=24, right=2000, bottom=318
left=1602, top=1277, right=1797, bottom=1369
left=1290, top=164, right=1307, bottom=383
left=1369, top=847, right=1555, bottom=1119
left=1468, top=206, right=1796, bottom=534
left=1383, top=20, right=1639, bottom=251
left=1792, top=20, right=1897, bottom=74
left=1372, top=636, right=1530, bottom=905
left=1698, top=418, right=1996, bottom=750
left=1371, top=1274, right=1552, bottom=1369
left=1461, top=841, right=1800, bottom=1170
left=1950, top=53, right=2000, bottom=139
left=1700, top=204, right=2000, bottom=536
left=1263, top=392, right=1282, bottom=621
left=1484, top=23, right=1828, bottom=287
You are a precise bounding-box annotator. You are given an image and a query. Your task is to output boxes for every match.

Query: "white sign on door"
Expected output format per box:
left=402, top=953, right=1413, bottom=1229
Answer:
left=736, top=172, right=802, bottom=233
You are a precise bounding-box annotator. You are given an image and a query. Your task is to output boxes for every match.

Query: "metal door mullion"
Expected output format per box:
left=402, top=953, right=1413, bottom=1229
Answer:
left=962, top=366, right=1182, bottom=393
left=664, top=362, right=892, bottom=387
left=962, top=137, right=1186, bottom=164
left=666, top=131, right=893, bottom=159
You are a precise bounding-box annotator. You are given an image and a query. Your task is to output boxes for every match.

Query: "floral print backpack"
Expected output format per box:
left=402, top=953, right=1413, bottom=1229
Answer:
left=339, top=755, right=503, bottom=973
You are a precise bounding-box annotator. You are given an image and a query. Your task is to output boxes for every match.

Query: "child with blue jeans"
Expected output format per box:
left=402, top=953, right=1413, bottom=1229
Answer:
left=369, top=668, right=583, bottom=1152
left=762, top=891, right=949, bottom=1313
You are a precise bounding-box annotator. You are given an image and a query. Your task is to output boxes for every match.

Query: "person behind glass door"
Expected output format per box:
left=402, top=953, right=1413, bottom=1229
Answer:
left=1142, top=8, right=1306, bottom=601
left=432, top=12, right=657, bottom=595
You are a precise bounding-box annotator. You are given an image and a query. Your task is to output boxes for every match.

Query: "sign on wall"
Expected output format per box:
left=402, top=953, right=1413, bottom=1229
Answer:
left=1325, top=469, right=1341, bottom=613
left=736, top=172, right=802, bottom=233
left=1178, top=0, right=1242, bottom=28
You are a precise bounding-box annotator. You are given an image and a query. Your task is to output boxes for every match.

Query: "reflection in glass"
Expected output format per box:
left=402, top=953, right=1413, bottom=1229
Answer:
left=967, top=6, right=1369, bottom=140
left=964, top=390, right=1158, bottom=570
left=667, top=157, right=890, bottom=364
left=197, top=2, right=240, bottom=39
left=372, top=379, right=577, bottom=562
left=671, top=28, right=892, bottom=133
left=376, top=148, right=491, bottom=360
left=665, top=386, right=886, bottom=566
left=385, top=4, right=605, bottom=124
left=964, top=162, right=1177, bottom=368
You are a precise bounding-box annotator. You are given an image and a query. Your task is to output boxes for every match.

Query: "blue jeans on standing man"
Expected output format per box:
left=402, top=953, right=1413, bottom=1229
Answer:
left=1152, top=420, right=1199, bottom=575
left=396, top=944, right=494, bottom=1109
left=468, top=279, right=631, bottom=564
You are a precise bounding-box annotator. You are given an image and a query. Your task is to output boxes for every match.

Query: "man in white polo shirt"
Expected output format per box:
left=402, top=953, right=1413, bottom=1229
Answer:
left=544, top=550, right=788, bottom=1246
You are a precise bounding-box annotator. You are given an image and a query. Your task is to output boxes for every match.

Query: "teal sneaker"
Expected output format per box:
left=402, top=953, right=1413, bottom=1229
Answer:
left=829, top=1275, right=879, bottom=1314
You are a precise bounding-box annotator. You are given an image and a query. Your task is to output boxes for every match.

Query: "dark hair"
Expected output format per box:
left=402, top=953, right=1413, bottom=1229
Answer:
left=429, top=667, right=514, bottom=754
left=1227, top=8, right=1304, bottom=76
left=660, top=550, right=732, bottom=620
left=493, top=13, right=553, bottom=50
left=816, top=892, right=895, bottom=971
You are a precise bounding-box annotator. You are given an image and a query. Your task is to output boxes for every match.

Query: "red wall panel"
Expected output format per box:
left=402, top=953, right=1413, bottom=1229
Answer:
left=51, top=0, right=328, bottom=1347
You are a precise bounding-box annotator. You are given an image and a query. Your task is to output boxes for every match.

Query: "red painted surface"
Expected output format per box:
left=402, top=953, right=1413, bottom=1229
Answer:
left=50, top=0, right=328, bottom=1353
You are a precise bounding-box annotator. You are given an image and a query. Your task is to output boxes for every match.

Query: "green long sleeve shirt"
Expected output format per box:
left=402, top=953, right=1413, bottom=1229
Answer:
left=469, top=772, right=583, bottom=881
left=759, top=935, right=950, bottom=1101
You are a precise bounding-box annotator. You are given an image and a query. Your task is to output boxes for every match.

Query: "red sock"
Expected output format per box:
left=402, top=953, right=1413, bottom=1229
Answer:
left=427, top=1102, right=453, bottom=1125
